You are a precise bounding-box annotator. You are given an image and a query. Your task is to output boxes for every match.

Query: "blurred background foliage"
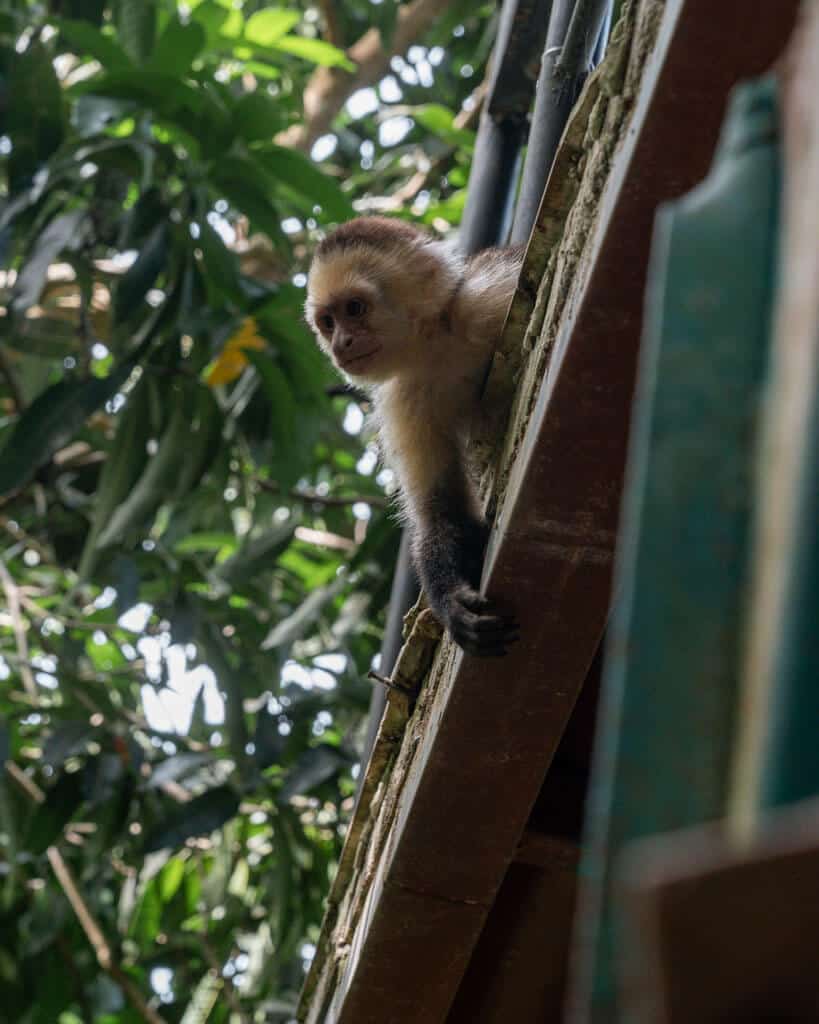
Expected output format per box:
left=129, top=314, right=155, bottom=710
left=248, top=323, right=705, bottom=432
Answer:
left=0, top=0, right=493, bottom=1020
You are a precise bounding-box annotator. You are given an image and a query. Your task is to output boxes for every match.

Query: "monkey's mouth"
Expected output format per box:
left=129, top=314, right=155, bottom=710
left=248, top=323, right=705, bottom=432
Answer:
left=337, top=347, right=381, bottom=373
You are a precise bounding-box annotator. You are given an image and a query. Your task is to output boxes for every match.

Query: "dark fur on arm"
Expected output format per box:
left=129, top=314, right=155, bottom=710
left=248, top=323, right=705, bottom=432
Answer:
left=412, top=462, right=516, bottom=657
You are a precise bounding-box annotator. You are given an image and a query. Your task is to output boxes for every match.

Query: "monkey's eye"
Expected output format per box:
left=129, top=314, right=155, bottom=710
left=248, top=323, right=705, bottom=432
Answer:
left=345, top=298, right=366, bottom=318
left=319, top=314, right=334, bottom=333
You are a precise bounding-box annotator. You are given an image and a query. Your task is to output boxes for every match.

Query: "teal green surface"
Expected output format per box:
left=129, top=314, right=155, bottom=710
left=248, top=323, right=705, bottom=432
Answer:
left=573, top=77, right=782, bottom=1021
left=759, top=358, right=819, bottom=809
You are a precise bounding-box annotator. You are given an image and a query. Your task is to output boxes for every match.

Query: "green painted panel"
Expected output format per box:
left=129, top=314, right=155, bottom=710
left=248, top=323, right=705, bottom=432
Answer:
left=571, top=77, right=781, bottom=1022
left=760, top=377, right=819, bottom=809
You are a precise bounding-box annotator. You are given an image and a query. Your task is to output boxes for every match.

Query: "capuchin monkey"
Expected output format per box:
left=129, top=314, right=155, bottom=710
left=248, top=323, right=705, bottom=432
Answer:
left=305, top=216, right=522, bottom=657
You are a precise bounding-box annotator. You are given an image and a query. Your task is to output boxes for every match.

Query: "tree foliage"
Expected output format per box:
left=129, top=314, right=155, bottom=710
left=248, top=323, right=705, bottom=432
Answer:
left=0, top=0, right=491, bottom=1019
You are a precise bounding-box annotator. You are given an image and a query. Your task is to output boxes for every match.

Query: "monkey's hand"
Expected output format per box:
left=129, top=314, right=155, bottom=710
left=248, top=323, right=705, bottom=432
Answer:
left=443, top=585, right=519, bottom=658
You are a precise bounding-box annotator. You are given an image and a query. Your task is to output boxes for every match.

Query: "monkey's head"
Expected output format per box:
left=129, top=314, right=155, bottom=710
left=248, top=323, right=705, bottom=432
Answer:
left=305, top=217, right=462, bottom=383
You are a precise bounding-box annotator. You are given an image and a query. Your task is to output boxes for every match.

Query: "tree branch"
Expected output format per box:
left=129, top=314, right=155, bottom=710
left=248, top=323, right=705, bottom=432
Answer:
left=0, top=560, right=38, bottom=700
left=200, top=936, right=251, bottom=1024
left=47, top=846, right=168, bottom=1024
left=276, top=0, right=457, bottom=153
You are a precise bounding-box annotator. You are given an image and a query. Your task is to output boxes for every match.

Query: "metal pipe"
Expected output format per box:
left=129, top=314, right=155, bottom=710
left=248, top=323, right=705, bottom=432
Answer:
left=592, top=0, right=614, bottom=67
left=509, top=0, right=578, bottom=244
left=510, top=0, right=611, bottom=245
left=459, top=114, right=526, bottom=252
left=358, top=531, right=417, bottom=777
left=558, top=0, right=612, bottom=78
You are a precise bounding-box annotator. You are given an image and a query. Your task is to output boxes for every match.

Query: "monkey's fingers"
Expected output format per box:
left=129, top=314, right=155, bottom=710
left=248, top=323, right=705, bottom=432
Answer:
left=448, top=591, right=520, bottom=657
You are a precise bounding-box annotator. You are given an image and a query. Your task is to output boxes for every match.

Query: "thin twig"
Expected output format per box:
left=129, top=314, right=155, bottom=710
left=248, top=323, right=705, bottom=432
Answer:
left=47, top=846, right=168, bottom=1024
left=277, top=0, right=457, bottom=152
left=5, top=760, right=45, bottom=803
left=0, top=515, right=55, bottom=563
left=0, top=560, right=38, bottom=700
left=201, top=936, right=251, bottom=1024
left=356, top=77, right=488, bottom=214
left=255, top=477, right=389, bottom=510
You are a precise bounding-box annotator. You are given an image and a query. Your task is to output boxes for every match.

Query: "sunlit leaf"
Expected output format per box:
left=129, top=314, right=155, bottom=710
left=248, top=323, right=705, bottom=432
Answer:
left=271, top=35, right=355, bottom=71
left=244, top=9, right=301, bottom=47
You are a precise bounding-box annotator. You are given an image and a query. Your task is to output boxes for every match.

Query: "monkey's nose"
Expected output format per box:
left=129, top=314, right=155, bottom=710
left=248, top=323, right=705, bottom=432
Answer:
left=338, top=335, right=353, bottom=349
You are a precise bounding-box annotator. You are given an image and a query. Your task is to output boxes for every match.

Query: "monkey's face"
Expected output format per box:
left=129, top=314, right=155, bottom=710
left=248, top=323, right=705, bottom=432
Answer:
left=306, top=229, right=461, bottom=383
left=307, top=282, right=417, bottom=384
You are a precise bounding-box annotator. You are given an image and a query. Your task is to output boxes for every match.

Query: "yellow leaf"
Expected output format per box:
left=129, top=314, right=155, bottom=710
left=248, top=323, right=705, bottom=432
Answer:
left=205, top=318, right=266, bottom=387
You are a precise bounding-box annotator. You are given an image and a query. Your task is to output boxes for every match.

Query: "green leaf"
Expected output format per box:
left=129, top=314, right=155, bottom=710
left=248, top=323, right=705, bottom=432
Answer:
left=4, top=317, right=83, bottom=359
left=244, top=349, right=308, bottom=485
left=113, top=222, right=169, bottom=325
left=214, top=521, right=295, bottom=584
left=260, top=572, right=348, bottom=652
left=197, top=221, right=243, bottom=302
left=55, top=18, right=133, bottom=70
left=244, top=8, right=301, bottom=46
left=279, top=745, right=347, bottom=802
left=234, top=91, right=285, bottom=143
left=411, top=104, right=476, bottom=150
left=76, top=69, right=206, bottom=118
left=11, top=211, right=86, bottom=316
left=189, top=0, right=232, bottom=45
left=210, top=156, right=283, bottom=245
left=158, top=857, right=186, bottom=902
left=7, top=43, right=65, bottom=191
left=256, top=145, right=353, bottom=221
left=72, top=94, right=134, bottom=135
left=113, top=0, right=156, bottom=63
left=253, top=710, right=286, bottom=769
left=43, top=721, right=95, bottom=765
left=169, top=386, right=223, bottom=500
left=150, top=17, right=206, bottom=74
left=143, top=784, right=240, bottom=852
left=271, top=35, right=355, bottom=71
left=94, top=385, right=194, bottom=548
left=62, top=0, right=106, bottom=24
left=25, top=770, right=85, bottom=855
left=77, top=372, right=154, bottom=578
left=145, top=752, right=215, bottom=789
left=0, top=365, right=133, bottom=497
left=173, top=531, right=236, bottom=555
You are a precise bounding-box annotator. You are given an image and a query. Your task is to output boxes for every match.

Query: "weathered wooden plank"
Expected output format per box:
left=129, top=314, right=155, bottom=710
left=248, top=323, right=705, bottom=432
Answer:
left=618, top=800, right=819, bottom=1023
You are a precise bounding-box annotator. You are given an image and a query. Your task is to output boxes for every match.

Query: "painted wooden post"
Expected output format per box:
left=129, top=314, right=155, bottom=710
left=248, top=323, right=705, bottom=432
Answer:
left=568, top=77, right=782, bottom=1022
left=729, top=7, right=819, bottom=829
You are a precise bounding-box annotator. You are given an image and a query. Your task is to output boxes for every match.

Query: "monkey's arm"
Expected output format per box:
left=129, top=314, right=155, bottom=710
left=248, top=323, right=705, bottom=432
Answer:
left=412, top=462, right=517, bottom=658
